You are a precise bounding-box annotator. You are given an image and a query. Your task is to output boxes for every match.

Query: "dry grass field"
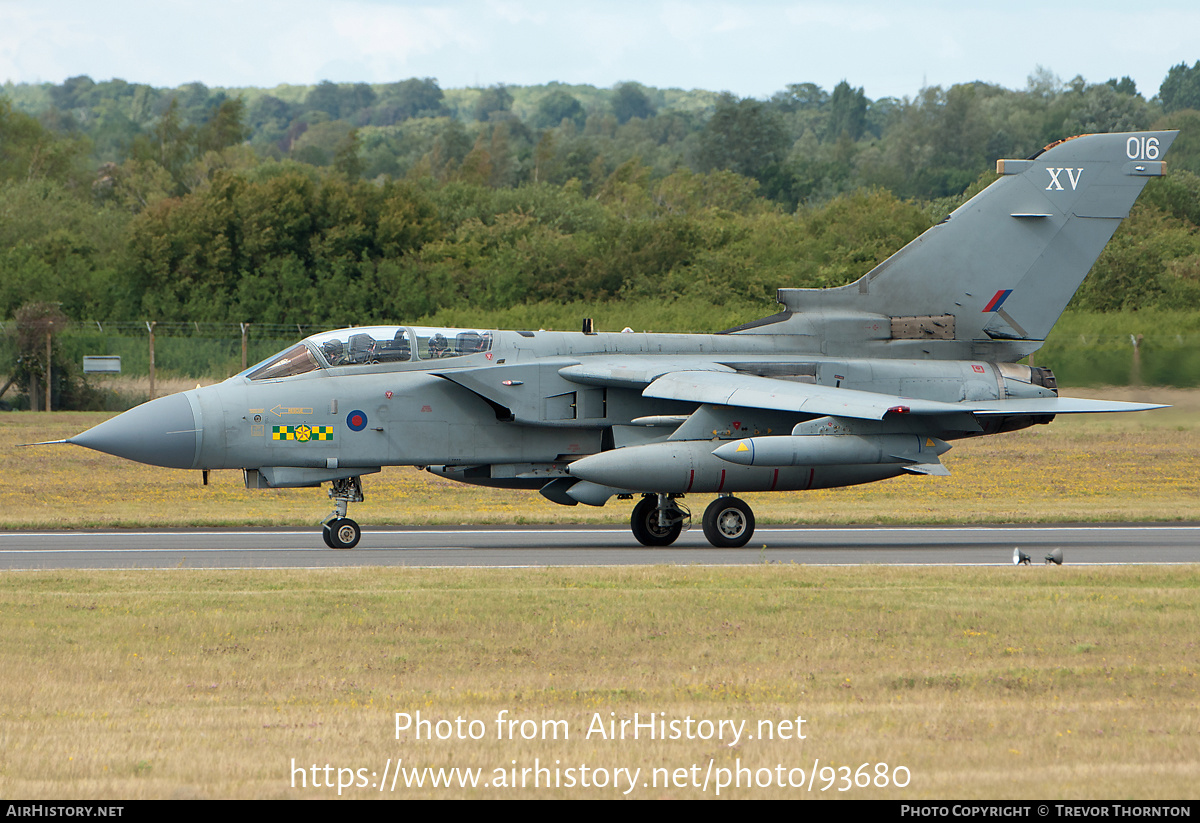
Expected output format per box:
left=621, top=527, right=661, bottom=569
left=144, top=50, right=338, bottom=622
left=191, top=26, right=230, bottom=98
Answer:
left=0, top=565, right=1196, bottom=799
left=2, top=387, right=1197, bottom=528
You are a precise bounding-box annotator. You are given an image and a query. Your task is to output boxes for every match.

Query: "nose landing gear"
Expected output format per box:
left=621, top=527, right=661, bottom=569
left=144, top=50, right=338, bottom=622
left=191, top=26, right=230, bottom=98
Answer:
left=322, top=476, right=364, bottom=549
left=323, top=517, right=361, bottom=549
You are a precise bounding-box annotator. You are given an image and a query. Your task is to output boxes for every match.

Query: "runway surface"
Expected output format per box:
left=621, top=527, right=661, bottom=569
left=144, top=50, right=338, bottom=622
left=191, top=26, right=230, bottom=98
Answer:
left=0, top=524, right=1196, bottom=569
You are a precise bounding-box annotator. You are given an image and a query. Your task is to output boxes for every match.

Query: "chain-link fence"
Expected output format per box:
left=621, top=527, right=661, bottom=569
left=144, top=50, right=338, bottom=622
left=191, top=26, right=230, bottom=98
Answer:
left=0, top=321, right=340, bottom=410
left=0, top=320, right=336, bottom=380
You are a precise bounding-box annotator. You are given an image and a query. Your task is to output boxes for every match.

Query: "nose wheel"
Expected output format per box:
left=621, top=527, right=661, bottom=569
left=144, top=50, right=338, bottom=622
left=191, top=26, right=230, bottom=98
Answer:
left=323, top=517, right=362, bottom=549
left=322, top=476, right=365, bottom=549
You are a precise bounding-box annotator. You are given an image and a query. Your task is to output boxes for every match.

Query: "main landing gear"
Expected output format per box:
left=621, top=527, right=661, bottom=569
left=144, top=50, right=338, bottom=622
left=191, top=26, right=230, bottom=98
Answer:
left=630, top=494, right=689, bottom=546
left=628, top=494, right=757, bottom=548
left=322, top=476, right=364, bottom=549
left=701, top=496, right=755, bottom=548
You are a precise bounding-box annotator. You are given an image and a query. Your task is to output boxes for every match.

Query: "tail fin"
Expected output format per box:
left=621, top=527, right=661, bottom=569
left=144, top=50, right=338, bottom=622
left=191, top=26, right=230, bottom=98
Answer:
left=773, top=131, right=1176, bottom=357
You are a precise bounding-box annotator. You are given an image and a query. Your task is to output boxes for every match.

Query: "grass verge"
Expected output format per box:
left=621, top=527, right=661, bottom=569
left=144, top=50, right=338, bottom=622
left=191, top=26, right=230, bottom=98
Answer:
left=1, top=565, right=1196, bottom=799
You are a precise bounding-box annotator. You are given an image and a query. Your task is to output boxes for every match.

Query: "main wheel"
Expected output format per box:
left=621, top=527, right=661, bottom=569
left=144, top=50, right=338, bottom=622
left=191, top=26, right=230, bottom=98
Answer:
left=630, top=496, right=683, bottom=547
left=323, top=517, right=362, bottom=549
left=702, top=497, right=755, bottom=548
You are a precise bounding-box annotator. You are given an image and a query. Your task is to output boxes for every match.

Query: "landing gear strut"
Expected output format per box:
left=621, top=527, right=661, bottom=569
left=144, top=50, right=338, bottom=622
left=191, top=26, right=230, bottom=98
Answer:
left=630, top=494, right=689, bottom=547
left=322, top=476, right=364, bottom=549
left=702, top=496, right=755, bottom=548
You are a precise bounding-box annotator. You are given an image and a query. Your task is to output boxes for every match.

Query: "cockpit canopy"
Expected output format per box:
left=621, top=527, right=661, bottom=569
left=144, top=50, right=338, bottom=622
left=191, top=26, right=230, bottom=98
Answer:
left=246, top=326, right=493, bottom=381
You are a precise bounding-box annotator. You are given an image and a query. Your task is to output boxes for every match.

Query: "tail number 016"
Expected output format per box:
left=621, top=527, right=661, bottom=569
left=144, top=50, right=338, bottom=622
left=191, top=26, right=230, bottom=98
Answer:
left=1127, top=136, right=1160, bottom=160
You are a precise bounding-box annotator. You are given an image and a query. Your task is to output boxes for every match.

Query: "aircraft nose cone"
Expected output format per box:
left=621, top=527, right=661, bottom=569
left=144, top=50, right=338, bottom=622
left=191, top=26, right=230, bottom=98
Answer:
left=69, top=392, right=201, bottom=469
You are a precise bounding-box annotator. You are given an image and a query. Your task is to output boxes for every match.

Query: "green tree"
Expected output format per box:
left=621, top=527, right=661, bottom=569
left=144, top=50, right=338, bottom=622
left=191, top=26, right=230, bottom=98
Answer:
left=333, top=129, right=365, bottom=179
left=376, top=183, right=440, bottom=257
left=129, top=98, right=192, bottom=191
left=1073, top=205, right=1193, bottom=310
left=195, top=98, right=250, bottom=154
left=455, top=133, right=494, bottom=186
left=425, top=120, right=473, bottom=179
left=376, top=77, right=447, bottom=123
left=770, top=83, right=828, bottom=113
left=126, top=95, right=252, bottom=194
left=1152, top=109, right=1200, bottom=175
left=7, top=302, right=62, bottom=410
left=170, top=82, right=218, bottom=122
left=696, top=94, right=789, bottom=182
left=535, top=90, right=586, bottom=129
left=825, top=81, right=867, bottom=141
left=93, top=159, right=176, bottom=213
left=1062, top=83, right=1150, bottom=135
left=305, top=80, right=345, bottom=118
left=345, top=83, right=377, bottom=116
left=49, top=75, right=98, bottom=111
left=0, top=179, right=125, bottom=318
left=1106, top=76, right=1140, bottom=97
left=1159, top=61, right=1200, bottom=113
left=291, top=120, right=354, bottom=167
left=1141, top=169, right=1200, bottom=226
left=612, top=82, right=655, bottom=124
left=474, top=85, right=513, bottom=122
left=0, top=100, right=88, bottom=184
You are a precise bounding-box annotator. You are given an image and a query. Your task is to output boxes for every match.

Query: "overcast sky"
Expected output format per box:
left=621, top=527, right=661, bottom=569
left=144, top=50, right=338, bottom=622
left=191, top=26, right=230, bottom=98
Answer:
left=2, top=0, right=1198, bottom=100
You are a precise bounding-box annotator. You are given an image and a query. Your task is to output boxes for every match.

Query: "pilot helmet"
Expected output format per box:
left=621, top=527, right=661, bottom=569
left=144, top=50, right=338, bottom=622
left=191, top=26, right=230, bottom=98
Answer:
left=322, top=339, right=344, bottom=363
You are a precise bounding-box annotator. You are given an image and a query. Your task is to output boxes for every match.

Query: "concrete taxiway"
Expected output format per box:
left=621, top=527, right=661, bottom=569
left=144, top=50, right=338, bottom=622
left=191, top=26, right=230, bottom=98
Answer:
left=0, top=524, right=1196, bottom=569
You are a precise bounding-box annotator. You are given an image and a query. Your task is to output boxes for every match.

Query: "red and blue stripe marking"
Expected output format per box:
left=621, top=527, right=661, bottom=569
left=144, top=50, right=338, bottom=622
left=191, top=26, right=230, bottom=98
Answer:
left=983, top=289, right=1013, bottom=312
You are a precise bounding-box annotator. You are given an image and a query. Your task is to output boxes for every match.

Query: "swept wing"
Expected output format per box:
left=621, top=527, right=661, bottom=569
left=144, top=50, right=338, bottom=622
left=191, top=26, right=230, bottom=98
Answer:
left=639, top=369, right=1164, bottom=419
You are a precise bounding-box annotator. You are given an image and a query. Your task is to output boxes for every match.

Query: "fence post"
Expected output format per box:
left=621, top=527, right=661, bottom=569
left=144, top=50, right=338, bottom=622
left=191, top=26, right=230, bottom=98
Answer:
left=147, top=321, right=156, bottom=400
left=1130, top=333, right=1144, bottom=386
left=241, top=322, right=250, bottom=371
left=45, top=323, right=52, bottom=412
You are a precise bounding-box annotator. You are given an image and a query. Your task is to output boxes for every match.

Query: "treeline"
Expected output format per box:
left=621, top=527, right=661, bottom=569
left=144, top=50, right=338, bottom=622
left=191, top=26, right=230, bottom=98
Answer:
left=2, top=65, right=1200, bottom=332
left=9, top=66, right=1200, bottom=203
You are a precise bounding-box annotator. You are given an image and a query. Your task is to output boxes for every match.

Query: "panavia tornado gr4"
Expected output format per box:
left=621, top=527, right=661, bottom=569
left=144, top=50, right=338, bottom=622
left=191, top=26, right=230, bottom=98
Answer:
left=62, top=131, right=1175, bottom=548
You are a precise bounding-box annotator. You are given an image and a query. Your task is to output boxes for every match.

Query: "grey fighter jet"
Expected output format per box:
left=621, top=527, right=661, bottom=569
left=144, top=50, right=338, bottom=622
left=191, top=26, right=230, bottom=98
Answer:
left=62, top=131, right=1176, bottom=548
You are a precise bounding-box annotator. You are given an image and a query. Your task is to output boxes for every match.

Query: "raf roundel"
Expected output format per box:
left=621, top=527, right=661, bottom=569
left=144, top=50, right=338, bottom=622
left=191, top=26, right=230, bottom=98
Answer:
left=346, top=410, right=368, bottom=432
